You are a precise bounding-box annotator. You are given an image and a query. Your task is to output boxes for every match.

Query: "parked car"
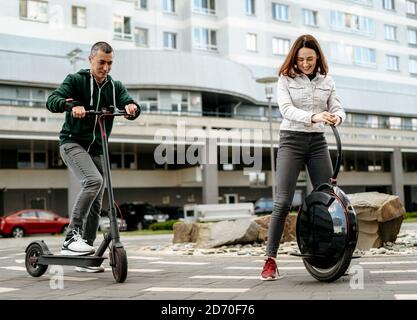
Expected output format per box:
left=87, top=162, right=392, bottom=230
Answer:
left=154, top=206, right=184, bottom=220
left=119, top=202, right=169, bottom=230
left=98, top=209, right=127, bottom=232
left=0, top=209, right=69, bottom=238
left=254, top=191, right=303, bottom=215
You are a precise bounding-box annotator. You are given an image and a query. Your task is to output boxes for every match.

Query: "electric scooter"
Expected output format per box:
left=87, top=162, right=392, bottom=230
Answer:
left=25, top=106, right=132, bottom=283
left=290, top=125, right=359, bottom=282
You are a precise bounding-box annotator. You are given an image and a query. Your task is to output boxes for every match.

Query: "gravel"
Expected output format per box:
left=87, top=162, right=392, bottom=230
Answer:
left=137, top=224, right=417, bottom=258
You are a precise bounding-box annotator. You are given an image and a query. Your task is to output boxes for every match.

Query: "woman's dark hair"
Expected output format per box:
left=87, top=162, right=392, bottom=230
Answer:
left=278, top=34, right=328, bottom=78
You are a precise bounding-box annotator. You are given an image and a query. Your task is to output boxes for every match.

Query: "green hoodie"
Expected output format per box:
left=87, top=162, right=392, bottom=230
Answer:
left=46, top=69, right=140, bottom=155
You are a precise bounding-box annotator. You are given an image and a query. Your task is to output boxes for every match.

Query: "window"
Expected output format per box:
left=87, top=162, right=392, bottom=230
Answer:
left=72, top=6, right=86, bottom=28
left=407, top=1, right=417, bottom=15
left=330, top=11, right=375, bottom=35
left=163, top=32, right=177, bottom=49
left=37, top=211, right=55, bottom=220
left=303, top=9, right=317, bottom=26
left=134, top=27, right=149, bottom=47
left=330, top=43, right=376, bottom=67
left=246, top=33, right=257, bottom=51
left=410, top=57, right=417, bottom=74
left=193, top=0, right=216, bottom=15
left=30, top=197, right=45, bottom=209
left=349, top=0, right=373, bottom=5
left=408, top=29, right=417, bottom=45
left=138, top=90, right=159, bottom=112
left=171, top=92, right=189, bottom=114
left=330, top=42, right=354, bottom=64
left=19, top=0, right=48, bottom=22
left=113, top=15, right=132, bottom=40
left=163, top=0, right=175, bottom=13
left=17, top=150, right=46, bottom=169
left=193, top=27, right=217, bottom=50
left=18, top=151, right=31, bottom=169
left=354, top=47, right=376, bottom=67
left=137, top=0, right=148, bottom=9
left=249, top=172, right=266, bottom=186
left=272, top=37, right=290, bottom=55
left=19, top=211, right=37, bottom=218
left=246, top=0, right=255, bottom=15
left=384, top=25, right=397, bottom=40
left=386, top=55, right=399, bottom=71
left=110, top=152, right=137, bottom=169
left=382, top=0, right=395, bottom=10
left=389, top=116, right=401, bottom=129
left=272, top=3, right=289, bottom=21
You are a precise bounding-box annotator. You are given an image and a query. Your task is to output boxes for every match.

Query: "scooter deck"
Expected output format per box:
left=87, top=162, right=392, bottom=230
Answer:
left=38, top=255, right=106, bottom=267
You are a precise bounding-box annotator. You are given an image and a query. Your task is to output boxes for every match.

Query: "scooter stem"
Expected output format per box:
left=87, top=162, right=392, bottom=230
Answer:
left=99, top=115, right=121, bottom=245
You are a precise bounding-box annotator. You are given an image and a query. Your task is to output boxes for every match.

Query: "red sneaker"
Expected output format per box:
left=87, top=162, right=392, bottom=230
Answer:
left=260, top=258, right=283, bottom=281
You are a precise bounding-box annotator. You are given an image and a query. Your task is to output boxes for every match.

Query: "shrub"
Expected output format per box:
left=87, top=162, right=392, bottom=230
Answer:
left=149, top=220, right=178, bottom=231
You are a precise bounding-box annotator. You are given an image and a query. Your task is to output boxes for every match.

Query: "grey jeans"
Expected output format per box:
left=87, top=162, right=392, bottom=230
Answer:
left=266, top=131, right=333, bottom=257
left=60, top=143, right=105, bottom=246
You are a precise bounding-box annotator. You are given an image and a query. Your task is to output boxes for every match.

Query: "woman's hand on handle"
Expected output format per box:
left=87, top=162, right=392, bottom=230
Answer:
left=330, top=114, right=342, bottom=126
left=311, top=111, right=335, bottom=125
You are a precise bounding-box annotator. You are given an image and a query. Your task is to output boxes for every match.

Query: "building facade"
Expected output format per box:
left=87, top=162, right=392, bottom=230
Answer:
left=0, top=0, right=417, bottom=216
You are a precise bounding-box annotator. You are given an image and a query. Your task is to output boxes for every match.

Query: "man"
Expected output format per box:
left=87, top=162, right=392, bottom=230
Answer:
left=46, top=41, right=140, bottom=272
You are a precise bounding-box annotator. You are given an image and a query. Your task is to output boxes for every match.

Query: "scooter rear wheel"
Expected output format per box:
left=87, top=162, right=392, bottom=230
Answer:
left=303, top=245, right=355, bottom=283
left=25, top=243, right=48, bottom=277
left=110, top=247, right=128, bottom=283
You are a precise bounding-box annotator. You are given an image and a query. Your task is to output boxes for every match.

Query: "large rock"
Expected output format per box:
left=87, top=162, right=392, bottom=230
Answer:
left=348, top=192, right=405, bottom=250
left=172, top=222, right=199, bottom=243
left=253, top=214, right=297, bottom=243
left=172, top=219, right=261, bottom=248
left=195, top=219, right=260, bottom=248
left=172, top=192, right=404, bottom=251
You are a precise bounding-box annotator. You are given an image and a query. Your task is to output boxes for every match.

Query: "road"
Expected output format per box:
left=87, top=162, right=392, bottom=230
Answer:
left=1, top=231, right=417, bottom=302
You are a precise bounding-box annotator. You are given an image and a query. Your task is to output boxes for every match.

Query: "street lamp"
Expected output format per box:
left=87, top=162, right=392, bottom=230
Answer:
left=66, top=48, right=83, bottom=72
left=256, top=76, right=279, bottom=200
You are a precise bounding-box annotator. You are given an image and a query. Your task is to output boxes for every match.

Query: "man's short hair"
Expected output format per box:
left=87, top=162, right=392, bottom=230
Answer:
left=90, top=42, right=113, bottom=57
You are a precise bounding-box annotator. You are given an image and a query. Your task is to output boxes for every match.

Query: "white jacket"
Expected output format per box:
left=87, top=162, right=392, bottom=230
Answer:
left=277, top=73, right=346, bottom=133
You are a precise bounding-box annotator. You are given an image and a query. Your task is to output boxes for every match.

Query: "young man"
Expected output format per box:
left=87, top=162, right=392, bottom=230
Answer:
left=46, top=41, right=140, bottom=272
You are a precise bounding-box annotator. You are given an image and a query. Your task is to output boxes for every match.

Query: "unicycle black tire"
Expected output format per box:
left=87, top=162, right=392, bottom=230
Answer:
left=25, top=243, right=48, bottom=277
left=111, top=247, right=128, bottom=283
left=303, top=245, right=355, bottom=283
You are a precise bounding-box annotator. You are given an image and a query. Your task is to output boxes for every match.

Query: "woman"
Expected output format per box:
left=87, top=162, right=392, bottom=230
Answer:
left=260, top=34, right=346, bottom=281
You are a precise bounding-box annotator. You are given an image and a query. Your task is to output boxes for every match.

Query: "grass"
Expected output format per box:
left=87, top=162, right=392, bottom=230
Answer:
left=98, top=229, right=173, bottom=236
left=402, top=212, right=417, bottom=223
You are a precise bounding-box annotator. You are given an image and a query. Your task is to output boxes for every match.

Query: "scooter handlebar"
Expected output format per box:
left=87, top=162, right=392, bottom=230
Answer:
left=65, top=100, right=129, bottom=116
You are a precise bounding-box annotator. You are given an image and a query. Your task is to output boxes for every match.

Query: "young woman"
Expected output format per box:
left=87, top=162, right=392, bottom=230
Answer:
left=260, top=34, right=346, bottom=281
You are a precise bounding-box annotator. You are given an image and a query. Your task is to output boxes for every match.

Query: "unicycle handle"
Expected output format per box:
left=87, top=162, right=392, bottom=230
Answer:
left=329, top=125, right=342, bottom=183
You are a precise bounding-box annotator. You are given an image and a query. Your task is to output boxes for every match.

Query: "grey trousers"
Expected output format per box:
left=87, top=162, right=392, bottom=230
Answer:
left=60, top=143, right=105, bottom=246
left=265, top=131, right=333, bottom=257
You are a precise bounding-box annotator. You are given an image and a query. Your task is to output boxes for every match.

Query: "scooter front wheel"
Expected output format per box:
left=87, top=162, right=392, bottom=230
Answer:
left=110, top=247, right=128, bottom=283
left=25, top=243, right=48, bottom=277
left=303, top=246, right=355, bottom=283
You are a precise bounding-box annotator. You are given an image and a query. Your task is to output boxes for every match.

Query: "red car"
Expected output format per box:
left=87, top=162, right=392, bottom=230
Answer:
left=0, top=209, right=70, bottom=238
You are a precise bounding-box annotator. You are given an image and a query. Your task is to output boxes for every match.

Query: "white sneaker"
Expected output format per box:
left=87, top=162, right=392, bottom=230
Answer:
left=61, top=229, right=95, bottom=256
left=75, top=266, right=105, bottom=273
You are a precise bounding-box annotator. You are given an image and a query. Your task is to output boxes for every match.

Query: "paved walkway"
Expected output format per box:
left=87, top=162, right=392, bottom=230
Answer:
left=0, top=223, right=417, bottom=301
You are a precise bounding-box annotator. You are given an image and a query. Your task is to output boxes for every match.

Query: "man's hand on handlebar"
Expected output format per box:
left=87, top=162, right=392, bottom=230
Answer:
left=72, top=106, right=86, bottom=118
left=124, top=103, right=138, bottom=119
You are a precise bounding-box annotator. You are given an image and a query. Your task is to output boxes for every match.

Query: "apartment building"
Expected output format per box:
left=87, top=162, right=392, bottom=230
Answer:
left=0, top=0, right=417, bottom=216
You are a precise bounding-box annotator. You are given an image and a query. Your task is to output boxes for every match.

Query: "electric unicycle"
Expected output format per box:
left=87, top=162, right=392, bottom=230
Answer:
left=291, top=125, right=359, bottom=282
